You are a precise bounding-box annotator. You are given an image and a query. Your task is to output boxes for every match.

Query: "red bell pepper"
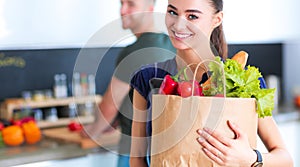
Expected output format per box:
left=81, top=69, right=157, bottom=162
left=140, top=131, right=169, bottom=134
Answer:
left=159, top=66, right=191, bottom=95
left=158, top=75, right=178, bottom=95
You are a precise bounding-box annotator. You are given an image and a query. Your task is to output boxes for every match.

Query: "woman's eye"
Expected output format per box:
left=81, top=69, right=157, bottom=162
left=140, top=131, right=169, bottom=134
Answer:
left=188, top=14, right=198, bottom=20
left=168, top=10, right=177, bottom=16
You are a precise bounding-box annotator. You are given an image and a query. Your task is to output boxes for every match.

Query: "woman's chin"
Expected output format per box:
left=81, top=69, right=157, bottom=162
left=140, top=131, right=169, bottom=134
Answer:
left=170, top=37, right=192, bottom=50
left=172, top=42, right=190, bottom=50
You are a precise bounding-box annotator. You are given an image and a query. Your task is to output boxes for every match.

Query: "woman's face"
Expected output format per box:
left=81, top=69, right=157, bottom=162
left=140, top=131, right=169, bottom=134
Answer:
left=165, top=0, right=222, bottom=50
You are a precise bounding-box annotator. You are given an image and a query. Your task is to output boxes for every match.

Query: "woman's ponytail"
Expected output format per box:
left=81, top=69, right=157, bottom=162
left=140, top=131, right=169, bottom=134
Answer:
left=210, top=24, right=227, bottom=59
left=210, top=0, right=227, bottom=59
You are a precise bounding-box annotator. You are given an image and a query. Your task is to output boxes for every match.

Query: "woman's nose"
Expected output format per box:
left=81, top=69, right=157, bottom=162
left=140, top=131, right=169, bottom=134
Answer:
left=173, top=17, right=187, bottom=31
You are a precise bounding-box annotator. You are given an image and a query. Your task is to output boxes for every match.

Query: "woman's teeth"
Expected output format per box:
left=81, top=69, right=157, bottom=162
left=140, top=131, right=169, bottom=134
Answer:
left=174, top=32, right=192, bottom=39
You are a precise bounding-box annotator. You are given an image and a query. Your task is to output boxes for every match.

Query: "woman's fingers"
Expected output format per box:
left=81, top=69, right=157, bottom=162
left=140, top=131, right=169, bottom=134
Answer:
left=199, top=127, right=232, bottom=147
left=202, top=147, right=225, bottom=165
left=198, top=136, right=224, bottom=162
left=197, top=129, right=229, bottom=156
left=227, top=120, right=245, bottom=139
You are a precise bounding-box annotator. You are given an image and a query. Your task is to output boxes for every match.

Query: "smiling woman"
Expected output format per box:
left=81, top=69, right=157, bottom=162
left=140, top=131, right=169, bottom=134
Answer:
left=129, top=0, right=293, bottom=166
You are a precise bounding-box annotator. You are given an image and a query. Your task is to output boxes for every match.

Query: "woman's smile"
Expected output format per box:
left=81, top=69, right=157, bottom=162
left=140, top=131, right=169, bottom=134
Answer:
left=173, top=31, right=193, bottom=40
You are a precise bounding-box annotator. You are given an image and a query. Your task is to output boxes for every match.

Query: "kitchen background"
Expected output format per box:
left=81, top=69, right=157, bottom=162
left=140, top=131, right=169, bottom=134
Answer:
left=0, top=0, right=300, bottom=166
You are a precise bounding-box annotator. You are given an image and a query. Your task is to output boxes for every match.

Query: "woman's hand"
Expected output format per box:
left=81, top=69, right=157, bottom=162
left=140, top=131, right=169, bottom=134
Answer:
left=197, top=120, right=257, bottom=166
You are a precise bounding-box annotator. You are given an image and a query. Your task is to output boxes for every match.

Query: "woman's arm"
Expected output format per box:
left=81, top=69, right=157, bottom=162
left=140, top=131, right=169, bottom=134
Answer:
left=130, top=89, right=149, bottom=167
left=258, top=116, right=293, bottom=167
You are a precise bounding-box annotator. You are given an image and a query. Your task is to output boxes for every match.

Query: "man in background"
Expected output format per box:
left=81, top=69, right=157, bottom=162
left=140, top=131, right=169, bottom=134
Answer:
left=81, top=0, right=175, bottom=166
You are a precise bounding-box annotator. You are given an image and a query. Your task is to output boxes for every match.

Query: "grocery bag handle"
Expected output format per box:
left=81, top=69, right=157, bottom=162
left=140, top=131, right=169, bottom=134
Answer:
left=191, top=59, right=226, bottom=97
left=190, top=59, right=227, bottom=133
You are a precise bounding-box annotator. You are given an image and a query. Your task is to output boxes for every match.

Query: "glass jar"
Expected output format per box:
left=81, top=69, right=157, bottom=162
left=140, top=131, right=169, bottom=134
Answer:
left=44, top=107, right=58, bottom=122
left=33, top=90, right=45, bottom=101
left=44, top=89, right=53, bottom=99
left=22, top=91, right=32, bottom=101
left=33, top=109, right=43, bottom=121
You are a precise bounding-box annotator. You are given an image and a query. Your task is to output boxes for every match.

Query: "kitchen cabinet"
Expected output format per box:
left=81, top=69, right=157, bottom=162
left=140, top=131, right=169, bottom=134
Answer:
left=0, top=95, right=101, bottom=128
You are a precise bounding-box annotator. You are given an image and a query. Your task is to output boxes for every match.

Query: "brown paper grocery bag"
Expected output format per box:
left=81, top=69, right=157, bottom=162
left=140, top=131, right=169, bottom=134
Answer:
left=150, top=95, right=258, bottom=167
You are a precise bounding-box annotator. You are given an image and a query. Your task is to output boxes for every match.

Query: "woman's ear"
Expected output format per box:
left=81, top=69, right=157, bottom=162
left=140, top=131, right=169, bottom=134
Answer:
left=213, top=11, right=223, bottom=28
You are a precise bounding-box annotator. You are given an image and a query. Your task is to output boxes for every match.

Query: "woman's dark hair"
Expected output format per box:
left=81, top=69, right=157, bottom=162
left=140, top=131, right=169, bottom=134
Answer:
left=210, top=0, right=228, bottom=59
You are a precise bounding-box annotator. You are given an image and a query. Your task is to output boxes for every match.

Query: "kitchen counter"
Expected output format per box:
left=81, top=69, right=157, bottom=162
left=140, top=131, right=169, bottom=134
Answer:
left=1, top=108, right=299, bottom=167
left=0, top=136, right=119, bottom=167
left=269, top=102, right=300, bottom=123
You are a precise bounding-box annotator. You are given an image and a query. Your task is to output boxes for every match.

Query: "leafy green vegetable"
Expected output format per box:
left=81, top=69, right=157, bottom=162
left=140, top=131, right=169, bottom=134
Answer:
left=203, top=57, right=275, bottom=118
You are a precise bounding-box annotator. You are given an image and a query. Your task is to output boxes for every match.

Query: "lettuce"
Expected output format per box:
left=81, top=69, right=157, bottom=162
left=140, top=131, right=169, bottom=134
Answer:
left=203, top=57, right=275, bottom=118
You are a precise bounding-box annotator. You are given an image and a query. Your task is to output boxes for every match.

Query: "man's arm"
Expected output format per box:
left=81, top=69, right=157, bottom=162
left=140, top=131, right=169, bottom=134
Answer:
left=81, top=76, right=130, bottom=138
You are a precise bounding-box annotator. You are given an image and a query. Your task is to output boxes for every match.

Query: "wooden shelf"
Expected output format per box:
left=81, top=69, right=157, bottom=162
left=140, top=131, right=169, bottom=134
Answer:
left=0, top=95, right=101, bottom=126
left=37, top=115, right=95, bottom=129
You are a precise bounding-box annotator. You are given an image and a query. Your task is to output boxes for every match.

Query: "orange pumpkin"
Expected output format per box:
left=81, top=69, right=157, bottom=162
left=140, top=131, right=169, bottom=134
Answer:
left=2, top=125, right=24, bottom=146
left=22, top=121, right=42, bottom=144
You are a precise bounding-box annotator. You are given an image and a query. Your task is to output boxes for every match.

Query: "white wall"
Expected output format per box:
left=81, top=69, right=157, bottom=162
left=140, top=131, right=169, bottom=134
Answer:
left=0, top=0, right=121, bottom=48
left=223, top=0, right=300, bottom=43
left=0, top=0, right=169, bottom=49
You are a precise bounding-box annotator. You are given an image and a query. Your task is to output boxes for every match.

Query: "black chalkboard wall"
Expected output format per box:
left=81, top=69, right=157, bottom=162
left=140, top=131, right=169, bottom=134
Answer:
left=0, top=47, right=122, bottom=101
left=0, top=43, right=282, bottom=102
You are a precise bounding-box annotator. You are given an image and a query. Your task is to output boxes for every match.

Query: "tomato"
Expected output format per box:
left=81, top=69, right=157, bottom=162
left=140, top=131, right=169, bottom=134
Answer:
left=68, top=122, right=83, bottom=132
left=177, top=80, right=202, bottom=97
left=11, top=119, right=22, bottom=126
left=0, top=122, right=4, bottom=131
left=20, top=117, right=35, bottom=124
left=215, top=94, right=225, bottom=97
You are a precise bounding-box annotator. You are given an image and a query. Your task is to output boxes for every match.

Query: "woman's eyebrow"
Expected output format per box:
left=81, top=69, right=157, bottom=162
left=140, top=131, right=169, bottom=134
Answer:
left=185, top=9, right=202, bottom=14
left=167, top=4, right=202, bottom=14
left=167, top=4, right=177, bottom=10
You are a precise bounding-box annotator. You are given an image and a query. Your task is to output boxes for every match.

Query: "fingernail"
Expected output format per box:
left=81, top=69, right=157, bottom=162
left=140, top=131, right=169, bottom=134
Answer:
left=198, top=137, right=205, bottom=142
left=197, top=129, right=203, bottom=135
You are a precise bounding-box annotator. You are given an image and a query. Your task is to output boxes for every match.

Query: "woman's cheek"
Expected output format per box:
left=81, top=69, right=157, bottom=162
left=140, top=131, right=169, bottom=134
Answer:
left=165, top=15, right=174, bottom=32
